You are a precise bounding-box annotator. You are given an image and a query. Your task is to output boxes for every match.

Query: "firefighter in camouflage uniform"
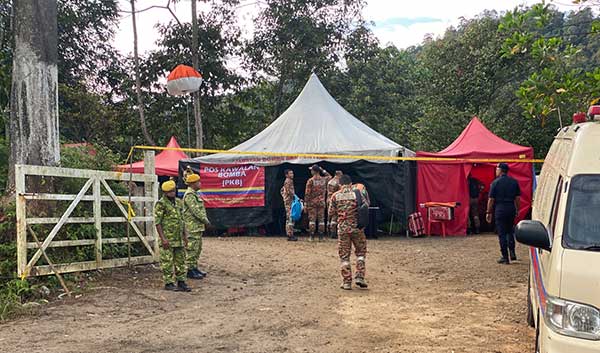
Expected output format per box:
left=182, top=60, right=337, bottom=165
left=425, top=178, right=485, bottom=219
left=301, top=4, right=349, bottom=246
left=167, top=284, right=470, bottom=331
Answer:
left=280, top=169, right=298, bottom=241
left=154, top=180, right=191, bottom=292
left=327, top=170, right=343, bottom=238
left=328, top=175, right=369, bottom=290
left=183, top=173, right=210, bottom=280
left=305, top=165, right=331, bottom=241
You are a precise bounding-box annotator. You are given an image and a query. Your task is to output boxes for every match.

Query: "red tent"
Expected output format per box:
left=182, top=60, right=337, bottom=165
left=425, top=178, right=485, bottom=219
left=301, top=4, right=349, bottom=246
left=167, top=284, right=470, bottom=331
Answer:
left=117, top=136, right=188, bottom=176
left=416, top=117, right=534, bottom=235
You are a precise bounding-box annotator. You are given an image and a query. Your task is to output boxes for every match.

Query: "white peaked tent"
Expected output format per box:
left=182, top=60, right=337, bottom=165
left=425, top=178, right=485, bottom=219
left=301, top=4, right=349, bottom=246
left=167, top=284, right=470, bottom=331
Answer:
left=181, top=74, right=416, bottom=234
left=196, top=73, right=413, bottom=165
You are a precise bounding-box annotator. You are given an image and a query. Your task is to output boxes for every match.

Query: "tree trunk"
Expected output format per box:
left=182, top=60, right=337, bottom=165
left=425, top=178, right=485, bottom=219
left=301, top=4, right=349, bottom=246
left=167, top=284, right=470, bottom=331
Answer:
left=191, top=0, right=203, bottom=151
left=131, top=0, right=155, bottom=146
left=7, top=0, right=60, bottom=192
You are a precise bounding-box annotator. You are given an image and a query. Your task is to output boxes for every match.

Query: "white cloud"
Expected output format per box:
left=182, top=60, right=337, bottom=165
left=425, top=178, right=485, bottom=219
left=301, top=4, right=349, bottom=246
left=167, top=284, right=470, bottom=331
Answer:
left=365, top=0, right=578, bottom=48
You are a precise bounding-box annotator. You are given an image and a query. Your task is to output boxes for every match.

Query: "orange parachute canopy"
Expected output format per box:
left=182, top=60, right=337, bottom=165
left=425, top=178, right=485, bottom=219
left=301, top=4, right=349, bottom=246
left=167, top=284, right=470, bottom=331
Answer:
left=166, top=64, right=203, bottom=96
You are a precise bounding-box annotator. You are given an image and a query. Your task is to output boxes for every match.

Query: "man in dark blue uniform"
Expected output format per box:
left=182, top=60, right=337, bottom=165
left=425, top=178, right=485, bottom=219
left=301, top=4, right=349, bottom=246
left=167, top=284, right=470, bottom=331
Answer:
left=486, top=163, right=521, bottom=264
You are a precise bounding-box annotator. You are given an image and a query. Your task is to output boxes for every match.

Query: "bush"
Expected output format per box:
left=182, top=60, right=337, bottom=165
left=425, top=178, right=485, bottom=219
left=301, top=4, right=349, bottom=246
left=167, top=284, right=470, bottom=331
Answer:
left=0, top=135, right=7, bottom=195
left=0, top=279, right=37, bottom=321
left=0, top=143, right=142, bottom=320
left=61, top=143, right=122, bottom=171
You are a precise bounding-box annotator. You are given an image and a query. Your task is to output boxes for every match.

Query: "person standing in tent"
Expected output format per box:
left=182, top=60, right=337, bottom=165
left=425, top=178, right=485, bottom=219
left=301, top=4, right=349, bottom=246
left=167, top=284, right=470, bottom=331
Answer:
left=155, top=180, right=191, bottom=292
left=183, top=165, right=194, bottom=184
left=329, top=175, right=368, bottom=290
left=281, top=169, right=298, bottom=241
left=467, top=175, right=484, bottom=234
left=327, top=170, right=343, bottom=238
left=486, top=163, right=521, bottom=264
left=305, top=165, right=332, bottom=241
left=182, top=173, right=211, bottom=279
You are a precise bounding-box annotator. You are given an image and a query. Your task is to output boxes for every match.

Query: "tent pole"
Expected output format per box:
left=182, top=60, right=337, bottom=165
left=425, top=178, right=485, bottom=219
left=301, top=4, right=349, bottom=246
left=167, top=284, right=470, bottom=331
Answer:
left=186, top=101, right=191, bottom=148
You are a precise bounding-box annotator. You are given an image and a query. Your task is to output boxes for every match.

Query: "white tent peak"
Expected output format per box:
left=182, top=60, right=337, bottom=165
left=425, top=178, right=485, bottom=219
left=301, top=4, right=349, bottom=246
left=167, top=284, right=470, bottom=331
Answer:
left=194, top=73, right=413, bottom=165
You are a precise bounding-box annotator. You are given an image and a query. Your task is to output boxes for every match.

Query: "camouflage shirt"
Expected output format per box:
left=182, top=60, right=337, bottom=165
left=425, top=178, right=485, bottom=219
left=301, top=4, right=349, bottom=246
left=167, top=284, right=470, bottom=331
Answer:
left=281, top=177, right=295, bottom=204
left=182, top=187, right=210, bottom=233
left=154, top=196, right=184, bottom=247
left=328, top=185, right=360, bottom=233
left=306, top=175, right=331, bottom=205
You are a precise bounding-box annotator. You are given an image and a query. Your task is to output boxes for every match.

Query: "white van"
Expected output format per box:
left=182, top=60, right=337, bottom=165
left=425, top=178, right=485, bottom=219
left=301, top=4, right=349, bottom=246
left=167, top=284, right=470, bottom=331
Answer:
left=516, top=107, right=600, bottom=352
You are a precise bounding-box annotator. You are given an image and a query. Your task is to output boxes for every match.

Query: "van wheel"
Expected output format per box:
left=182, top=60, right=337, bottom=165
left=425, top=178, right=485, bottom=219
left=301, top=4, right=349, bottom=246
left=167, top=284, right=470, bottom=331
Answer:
left=534, top=312, right=541, bottom=353
left=527, top=275, right=535, bottom=327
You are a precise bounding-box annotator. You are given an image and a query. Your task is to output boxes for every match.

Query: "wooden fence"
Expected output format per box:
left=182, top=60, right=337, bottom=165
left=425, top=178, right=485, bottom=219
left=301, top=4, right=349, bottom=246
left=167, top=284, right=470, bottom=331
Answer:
left=15, top=152, right=159, bottom=277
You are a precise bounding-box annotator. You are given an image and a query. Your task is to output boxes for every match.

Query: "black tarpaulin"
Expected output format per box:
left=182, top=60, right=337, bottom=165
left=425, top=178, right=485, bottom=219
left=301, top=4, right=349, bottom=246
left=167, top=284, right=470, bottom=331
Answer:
left=177, top=160, right=415, bottom=235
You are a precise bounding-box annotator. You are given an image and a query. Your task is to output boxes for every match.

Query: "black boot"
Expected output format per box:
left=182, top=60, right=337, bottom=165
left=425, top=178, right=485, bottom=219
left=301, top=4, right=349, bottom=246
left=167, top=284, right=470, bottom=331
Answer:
left=510, top=250, right=517, bottom=261
left=497, top=257, right=510, bottom=264
left=197, top=269, right=207, bottom=277
left=164, top=283, right=176, bottom=291
left=288, top=236, right=298, bottom=241
left=187, top=269, right=203, bottom=280
left=175, top=281, right=192, bottom=292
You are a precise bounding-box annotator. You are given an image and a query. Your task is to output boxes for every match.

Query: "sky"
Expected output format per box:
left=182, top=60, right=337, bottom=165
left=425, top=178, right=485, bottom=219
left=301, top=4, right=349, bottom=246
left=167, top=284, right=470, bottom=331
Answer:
left=114, top=0, right=581, bottom=55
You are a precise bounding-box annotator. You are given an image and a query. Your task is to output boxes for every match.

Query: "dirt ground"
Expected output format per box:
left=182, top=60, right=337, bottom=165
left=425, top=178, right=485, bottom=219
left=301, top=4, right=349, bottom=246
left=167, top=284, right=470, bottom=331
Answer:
left=0, top=234, right=534, bottom=353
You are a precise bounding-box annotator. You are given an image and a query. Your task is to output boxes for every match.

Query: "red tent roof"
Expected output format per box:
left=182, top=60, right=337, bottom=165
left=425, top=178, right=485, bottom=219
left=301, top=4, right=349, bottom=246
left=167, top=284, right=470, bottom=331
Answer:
left=117, top=136, right=188, bottom=176
left=415, top=117, right=534, bottom=236
left=417, top=117, right=533, bottom=159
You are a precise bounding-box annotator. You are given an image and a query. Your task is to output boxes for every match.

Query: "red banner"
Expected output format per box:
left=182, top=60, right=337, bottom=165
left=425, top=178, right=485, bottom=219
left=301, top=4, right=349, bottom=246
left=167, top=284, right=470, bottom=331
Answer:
left=199, top=164, right=265, bottom=208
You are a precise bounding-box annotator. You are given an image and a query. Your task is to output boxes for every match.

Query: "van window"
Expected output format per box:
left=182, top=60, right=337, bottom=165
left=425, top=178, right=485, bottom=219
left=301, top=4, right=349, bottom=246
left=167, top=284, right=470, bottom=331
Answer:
left=564, top=175, right=600, bottom=250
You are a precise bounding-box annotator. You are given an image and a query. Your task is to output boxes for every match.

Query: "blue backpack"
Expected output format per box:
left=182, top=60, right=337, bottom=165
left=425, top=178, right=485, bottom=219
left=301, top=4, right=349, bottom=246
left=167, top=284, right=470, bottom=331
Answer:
left=290, top=195, right=303, bottom=222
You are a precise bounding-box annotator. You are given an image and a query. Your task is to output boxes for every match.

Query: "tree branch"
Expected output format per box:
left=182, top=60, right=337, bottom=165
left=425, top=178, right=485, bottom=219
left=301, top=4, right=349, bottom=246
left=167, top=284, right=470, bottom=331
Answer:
left=118, top=0, right=182, bottom=27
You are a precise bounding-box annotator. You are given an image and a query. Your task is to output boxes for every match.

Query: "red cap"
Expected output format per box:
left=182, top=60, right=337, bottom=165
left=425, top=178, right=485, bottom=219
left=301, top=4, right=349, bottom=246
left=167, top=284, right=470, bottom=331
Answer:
left=573, top=112, right=587, bottom=124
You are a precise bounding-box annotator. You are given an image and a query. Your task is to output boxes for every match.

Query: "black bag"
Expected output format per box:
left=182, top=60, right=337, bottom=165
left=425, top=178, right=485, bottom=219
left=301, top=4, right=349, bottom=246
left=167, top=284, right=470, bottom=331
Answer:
left=354, top=189, right=369, bottom=230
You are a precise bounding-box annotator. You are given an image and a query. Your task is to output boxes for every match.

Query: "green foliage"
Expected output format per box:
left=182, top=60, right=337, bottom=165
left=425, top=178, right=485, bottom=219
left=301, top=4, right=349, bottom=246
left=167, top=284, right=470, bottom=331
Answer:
left=57, top=0, right=121, bottom=88
left=115, top=1, right=245, bottom=149
left=0, top=200, right=16, bottom=277
left=0, top=200, right=20, bottom=321
left=331, top=45, right=423, bottom=147
left=60, top=143, right=121, bottom=171
left=0, top=130, right=7, bottom=194
left=499, top=4, right=600, bottom=125
left=0, top=279, right=36, bottom=321
left=245, top=0, right=367, bottom=116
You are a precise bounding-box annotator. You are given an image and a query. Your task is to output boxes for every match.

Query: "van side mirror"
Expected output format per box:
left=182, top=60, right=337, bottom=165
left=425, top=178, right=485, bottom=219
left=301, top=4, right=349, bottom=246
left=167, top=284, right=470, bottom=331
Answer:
left=515, top=220, right=552, bottom=251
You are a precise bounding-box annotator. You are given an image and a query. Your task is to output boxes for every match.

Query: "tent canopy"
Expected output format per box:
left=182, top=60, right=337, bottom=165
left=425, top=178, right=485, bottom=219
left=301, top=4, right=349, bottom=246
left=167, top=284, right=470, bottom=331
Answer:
left=118, top=136, right=188, bottom=176
left=416, top=117, right=534, bottom=235
left=418, top=117, right=533, bottom=159
left=192, top=73, right=412, bottom=165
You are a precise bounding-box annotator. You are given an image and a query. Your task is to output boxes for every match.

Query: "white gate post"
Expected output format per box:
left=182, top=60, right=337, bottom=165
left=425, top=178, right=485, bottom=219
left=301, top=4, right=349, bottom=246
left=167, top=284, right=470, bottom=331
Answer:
left=93, top=177, right=102, bottom=267
left=15, top=165, right=27, bottom=277
left=143, top=151, right=158, bottom=258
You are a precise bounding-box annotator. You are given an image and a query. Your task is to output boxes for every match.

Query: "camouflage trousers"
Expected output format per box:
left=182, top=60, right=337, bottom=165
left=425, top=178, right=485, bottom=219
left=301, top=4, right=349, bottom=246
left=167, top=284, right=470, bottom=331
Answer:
left=338, top=230, right=367, bottom=284
left=284, top=202, right=294, bottom=237
left=307, top=202, right=326, bottom=235
left=159, top=246, right=187, bottom=285
left=186, top=230, right=203, bottom=269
